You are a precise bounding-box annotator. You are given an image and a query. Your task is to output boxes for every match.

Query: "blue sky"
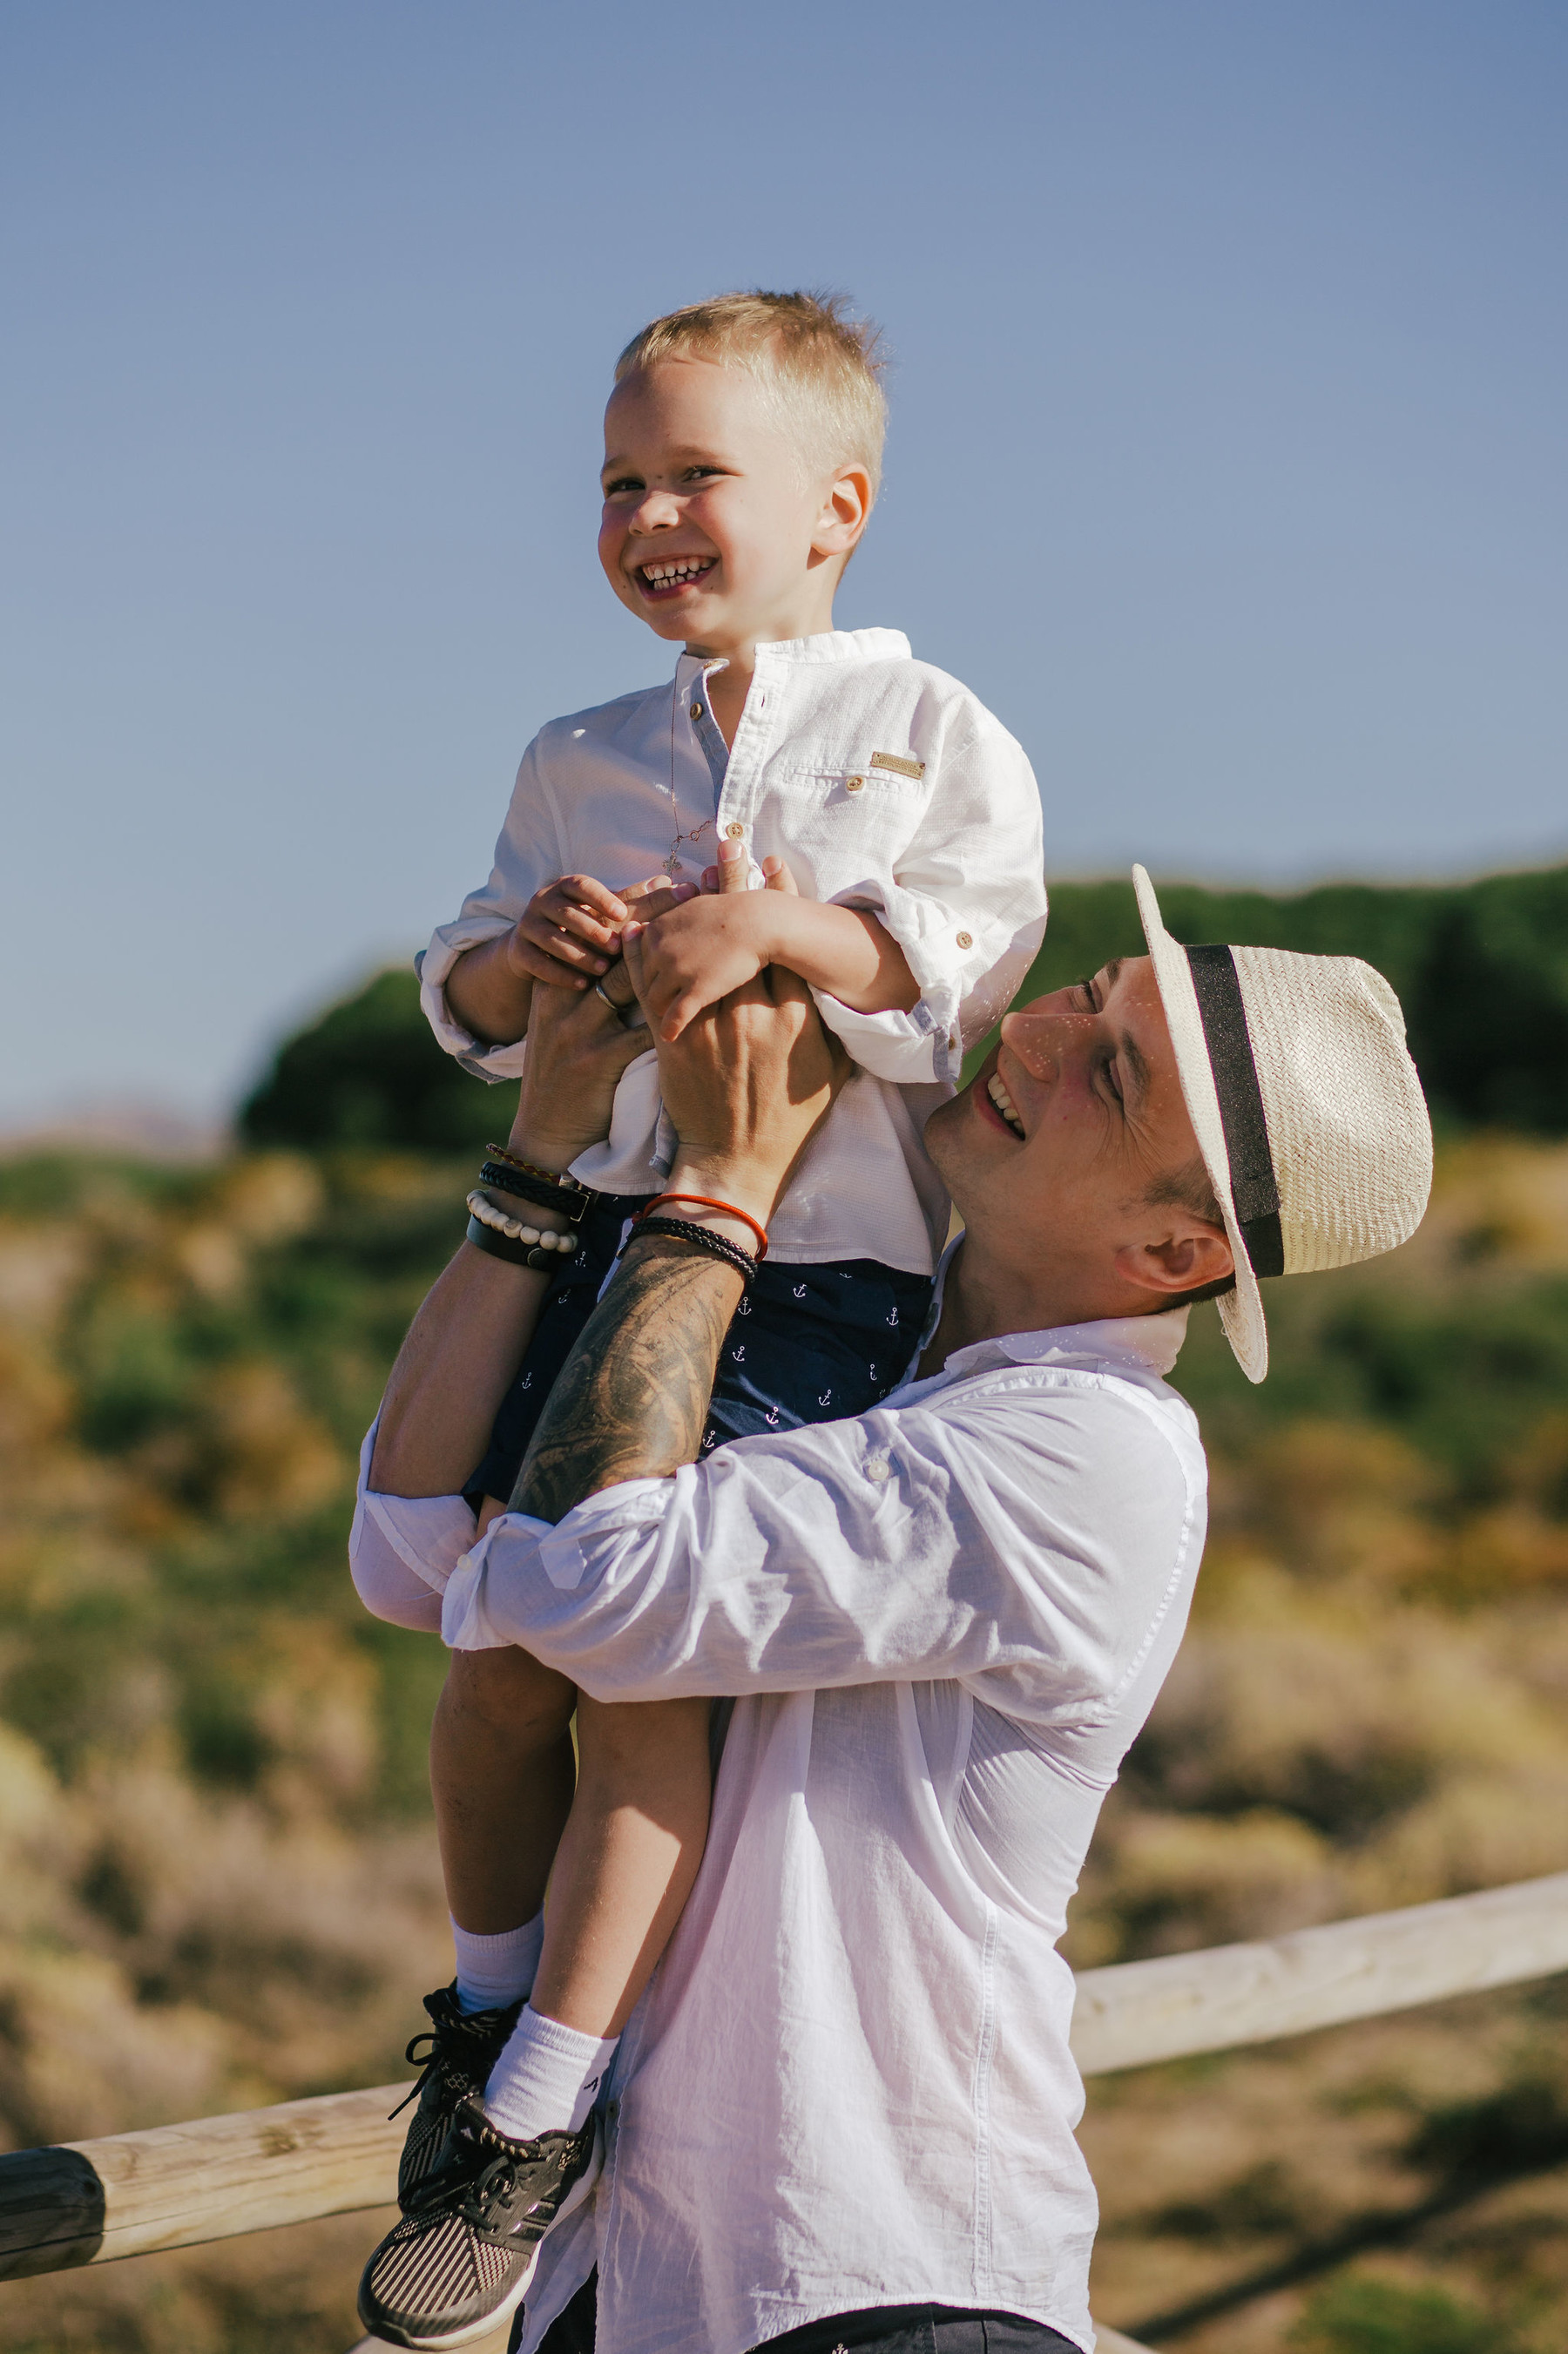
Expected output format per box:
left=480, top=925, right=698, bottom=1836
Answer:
left=3, top=1, right=1565, bottom=1124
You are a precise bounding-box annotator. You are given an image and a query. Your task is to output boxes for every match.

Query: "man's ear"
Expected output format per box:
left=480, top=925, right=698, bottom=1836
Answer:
left=1112, top=1224, right=1234, bottom=1300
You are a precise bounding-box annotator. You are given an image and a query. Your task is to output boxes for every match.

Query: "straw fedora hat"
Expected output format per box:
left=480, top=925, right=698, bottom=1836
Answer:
left=1133, top=865, right=1433, bottom=1383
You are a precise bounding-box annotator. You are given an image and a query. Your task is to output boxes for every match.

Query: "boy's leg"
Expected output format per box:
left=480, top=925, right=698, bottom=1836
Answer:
left=478, top=1691, right=713, bottom=2143
left=432, top=1647, right=578, bottom=1938
left=361, top=1688, right=713, bottom=2349
left=386, top=1647, right=578, bottom=2224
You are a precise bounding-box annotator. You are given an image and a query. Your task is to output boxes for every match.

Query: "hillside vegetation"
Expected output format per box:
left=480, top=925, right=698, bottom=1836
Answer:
left=3, top=865, right=1568, bottom=2351
left=239, top=863, right=1568, bottom=1150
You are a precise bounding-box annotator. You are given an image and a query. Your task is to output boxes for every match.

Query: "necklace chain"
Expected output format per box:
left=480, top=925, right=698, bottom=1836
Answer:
left=666, top=675, right=715, bottom=877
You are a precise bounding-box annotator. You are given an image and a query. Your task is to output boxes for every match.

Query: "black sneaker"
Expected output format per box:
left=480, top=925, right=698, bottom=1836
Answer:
left=357, top=2097, right=601, bottom=2350
left=391, top=1985, right=524, bottom=2214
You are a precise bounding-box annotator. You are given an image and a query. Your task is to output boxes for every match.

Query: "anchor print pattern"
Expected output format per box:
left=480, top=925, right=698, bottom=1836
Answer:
left=475, top=1216, right=933, bottom=1501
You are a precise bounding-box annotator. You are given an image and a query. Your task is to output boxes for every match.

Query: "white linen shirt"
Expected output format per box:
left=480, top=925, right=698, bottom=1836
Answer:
left=419, top=630, right=1046, bottom=1273
left=353, top=1302, right=1207, bottom=2354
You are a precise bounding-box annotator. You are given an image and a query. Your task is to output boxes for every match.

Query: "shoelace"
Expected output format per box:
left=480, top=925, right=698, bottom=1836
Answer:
left=388, top=2013, right=479, bottom=2122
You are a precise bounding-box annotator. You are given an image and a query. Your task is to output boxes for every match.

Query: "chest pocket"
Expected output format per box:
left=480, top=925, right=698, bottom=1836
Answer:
left=775, top=757, right=921, bottom=813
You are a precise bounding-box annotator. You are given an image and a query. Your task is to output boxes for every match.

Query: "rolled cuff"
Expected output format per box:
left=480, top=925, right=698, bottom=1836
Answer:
left=828, top=881, right=1036, bottom=1086
left=349, top=1422, right=481, bottom=1631
left=418, top=923, right=531, bottom=1082
left=442, top=1482, right=672, bottom=1656
left=442, top=1510, right=551, bottom=1650
left=812, top=993, right=947, bottom=1086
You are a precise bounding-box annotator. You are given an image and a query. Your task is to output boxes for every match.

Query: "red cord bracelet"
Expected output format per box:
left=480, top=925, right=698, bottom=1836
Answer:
left=638, top=1193, right=768, bottom=1261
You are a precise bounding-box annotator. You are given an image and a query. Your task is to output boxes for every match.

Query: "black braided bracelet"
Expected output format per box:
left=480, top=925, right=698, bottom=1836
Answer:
left=623, top=1214, right=758, bottom=1289
left=466, top=1214, right=575, bottom=1273
left=479, top=1161, right=591, bottom=1221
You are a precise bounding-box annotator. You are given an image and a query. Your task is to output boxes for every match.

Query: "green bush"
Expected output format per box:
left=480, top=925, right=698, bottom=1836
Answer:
left=1291, top=2272, right=1514, bottom=2354
left=240, top=970, right=504, bottom=1153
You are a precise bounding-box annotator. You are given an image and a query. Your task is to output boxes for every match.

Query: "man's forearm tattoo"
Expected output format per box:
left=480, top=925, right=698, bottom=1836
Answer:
left=510, top=1241, right=740, bottom=1525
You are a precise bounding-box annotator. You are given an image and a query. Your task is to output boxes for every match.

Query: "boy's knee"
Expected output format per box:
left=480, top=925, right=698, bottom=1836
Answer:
left=576, top=1694, right=713, bottom=1778
left=441, top=1647, right=576, bottom=1745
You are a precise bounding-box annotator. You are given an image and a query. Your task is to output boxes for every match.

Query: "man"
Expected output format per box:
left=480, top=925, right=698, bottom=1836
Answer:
left=353, top=866, right=1432, bottom=2354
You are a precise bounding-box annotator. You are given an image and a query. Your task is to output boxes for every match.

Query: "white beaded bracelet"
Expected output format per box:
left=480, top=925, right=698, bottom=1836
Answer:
left=466, top=1189, right=579, bottom=1254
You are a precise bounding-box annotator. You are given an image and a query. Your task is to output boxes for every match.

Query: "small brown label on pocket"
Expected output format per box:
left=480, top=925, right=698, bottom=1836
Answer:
left=869, top=750, right=926, bottom=781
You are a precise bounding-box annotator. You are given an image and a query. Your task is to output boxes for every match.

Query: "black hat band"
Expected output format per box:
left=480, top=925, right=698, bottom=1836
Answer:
left=1185, top=945, right=1284, bottom=1279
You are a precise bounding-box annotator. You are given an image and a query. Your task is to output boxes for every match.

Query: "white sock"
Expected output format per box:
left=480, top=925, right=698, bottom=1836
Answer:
left=451, top=1912, right=544, bottom=2014
left=483, top=2004, right=619, bottom=2141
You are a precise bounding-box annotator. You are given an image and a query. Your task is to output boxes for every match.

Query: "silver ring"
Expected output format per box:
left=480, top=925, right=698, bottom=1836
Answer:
left=594, top=977, right=647, bottom=1031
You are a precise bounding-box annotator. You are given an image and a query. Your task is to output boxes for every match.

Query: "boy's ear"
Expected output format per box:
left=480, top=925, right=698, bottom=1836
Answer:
left=813, top=462, right=872, bottom=559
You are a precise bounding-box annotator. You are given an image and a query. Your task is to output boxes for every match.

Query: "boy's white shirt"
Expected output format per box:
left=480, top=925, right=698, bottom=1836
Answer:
left=420, top=627, right=1046, bottom=1272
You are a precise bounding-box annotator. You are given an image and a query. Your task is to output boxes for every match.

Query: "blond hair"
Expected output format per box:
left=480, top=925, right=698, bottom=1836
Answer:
left=614, top=290, right=888, bottom=501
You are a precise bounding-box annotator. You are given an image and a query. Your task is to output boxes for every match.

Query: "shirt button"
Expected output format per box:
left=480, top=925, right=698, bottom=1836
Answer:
left=956, top=931, right=973, bottom=950
left=690, top=702, right=702, bottom=720
left=845, top=775, right=864, bottom=793
left=726, top=821, right=745, bottom=839
left=866, top=1455, right=890, bottom=1482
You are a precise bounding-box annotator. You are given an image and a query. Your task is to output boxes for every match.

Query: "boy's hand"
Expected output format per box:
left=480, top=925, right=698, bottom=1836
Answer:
left=623, top=840, right=781, bottom=1041
left=503, top=874, right=696, bottom=991
left=504, top=876, right=627, bottom=991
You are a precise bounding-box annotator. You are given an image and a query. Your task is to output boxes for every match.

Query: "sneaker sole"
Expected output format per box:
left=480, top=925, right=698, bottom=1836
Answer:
left=358, top=2123, right=602, bottom=2352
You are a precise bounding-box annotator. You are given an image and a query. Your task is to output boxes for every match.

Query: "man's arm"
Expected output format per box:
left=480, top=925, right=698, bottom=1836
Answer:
left=512, top=1238, right=743, bottom=1522
left=449, top=1378, right=1204, bottom=1721
left=368, top=977, right=656, bottom=1496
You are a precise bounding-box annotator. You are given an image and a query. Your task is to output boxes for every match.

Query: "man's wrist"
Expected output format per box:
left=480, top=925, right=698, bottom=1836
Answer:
left=661, top=1163, right=777, bottom=1255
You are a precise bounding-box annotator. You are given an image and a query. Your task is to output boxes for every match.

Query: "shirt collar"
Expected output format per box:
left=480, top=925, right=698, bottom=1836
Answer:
left=914, top=1232, right=1192, bottom=1382
left=674, top=627, right=909, bottom=689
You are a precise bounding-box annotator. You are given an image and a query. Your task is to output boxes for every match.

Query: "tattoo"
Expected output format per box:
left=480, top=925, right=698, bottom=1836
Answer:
left=510, top=1240, right=741, bottom=1524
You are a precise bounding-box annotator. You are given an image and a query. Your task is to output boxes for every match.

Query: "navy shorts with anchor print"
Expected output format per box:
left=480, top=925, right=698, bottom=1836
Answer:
left=466, top=1187, right=934, bottom=1511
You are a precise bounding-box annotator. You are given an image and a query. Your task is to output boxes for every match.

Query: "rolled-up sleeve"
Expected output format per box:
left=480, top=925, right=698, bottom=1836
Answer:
left=420, top=736, right=569, bottom=1082
left=348, top=1424, right=479, bottom=1634
left=441, top=1377, right=1202, bottom=1729
left=815, top=713, right=1046, bottom=1086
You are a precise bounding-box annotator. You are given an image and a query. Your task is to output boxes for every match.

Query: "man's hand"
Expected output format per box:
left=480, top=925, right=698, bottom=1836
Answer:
left=506, top=975, right=655, bottom=1175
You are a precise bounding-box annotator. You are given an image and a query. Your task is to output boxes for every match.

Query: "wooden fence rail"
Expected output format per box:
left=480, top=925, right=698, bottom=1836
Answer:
left=4, top=1870, right=1568, bottom=2332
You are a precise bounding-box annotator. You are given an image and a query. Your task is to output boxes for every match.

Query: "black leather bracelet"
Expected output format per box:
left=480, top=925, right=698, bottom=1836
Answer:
left=623, top=1214, right=758, bottom=1290
left=479, top=1161, right=591, bottom=1222
left=466, top=1214, right=573, bottom=1273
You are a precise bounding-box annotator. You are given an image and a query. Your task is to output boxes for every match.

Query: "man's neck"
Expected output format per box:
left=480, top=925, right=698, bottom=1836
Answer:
left=918, top=1233, right=1152, bottom=1379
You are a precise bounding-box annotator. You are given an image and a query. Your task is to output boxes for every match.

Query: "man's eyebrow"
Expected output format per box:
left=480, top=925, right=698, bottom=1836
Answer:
left=1118, top=1026, right=1152, bottom=1112
left=1099, top=957, right=1124, bottom=989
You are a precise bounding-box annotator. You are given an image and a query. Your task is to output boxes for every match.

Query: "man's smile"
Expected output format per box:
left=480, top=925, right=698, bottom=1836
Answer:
left=986, top=1071, right=1026, bottom=1138
left=635, top=556, right=717, bottom=602
left=975, top=1065, right=1026, bottom=1140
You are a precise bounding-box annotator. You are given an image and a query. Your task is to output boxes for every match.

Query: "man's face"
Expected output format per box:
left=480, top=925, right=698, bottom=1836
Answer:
left=926, top=955, right=1227, bottom=1303
left=598, top=358, right=856, bottom=654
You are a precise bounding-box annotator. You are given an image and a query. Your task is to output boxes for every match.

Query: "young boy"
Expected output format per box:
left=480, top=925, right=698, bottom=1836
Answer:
left=353, top=291, right=1046, bottom=2348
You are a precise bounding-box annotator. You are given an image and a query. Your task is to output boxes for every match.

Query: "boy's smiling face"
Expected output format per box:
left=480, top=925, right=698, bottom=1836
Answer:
left=598, top=355, right=868, bottom=660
